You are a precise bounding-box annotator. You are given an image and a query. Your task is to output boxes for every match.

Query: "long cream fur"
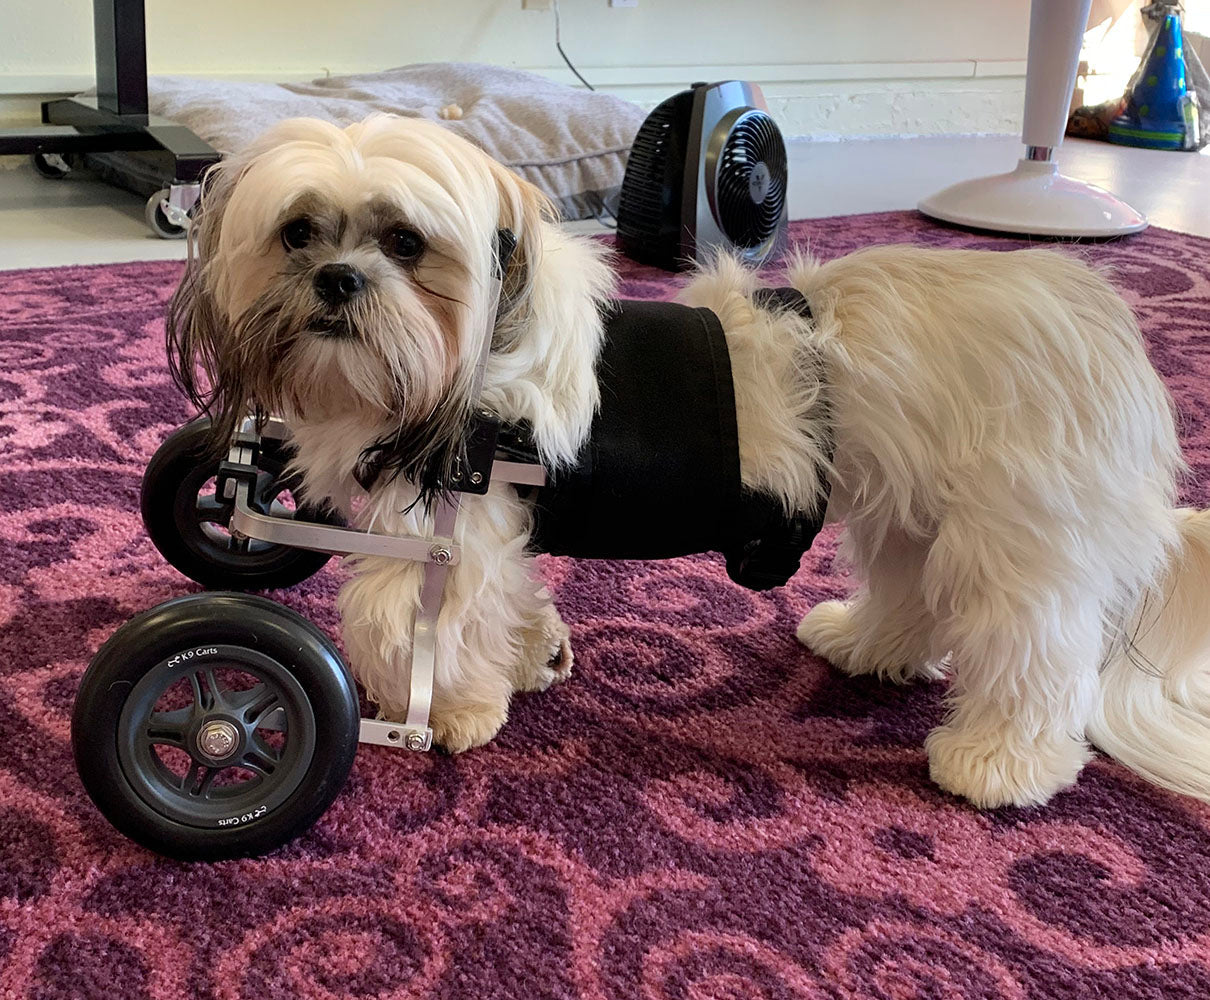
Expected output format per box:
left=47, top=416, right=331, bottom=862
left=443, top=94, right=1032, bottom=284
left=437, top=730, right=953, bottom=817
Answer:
left=172, top=114, right=1210, bottom=808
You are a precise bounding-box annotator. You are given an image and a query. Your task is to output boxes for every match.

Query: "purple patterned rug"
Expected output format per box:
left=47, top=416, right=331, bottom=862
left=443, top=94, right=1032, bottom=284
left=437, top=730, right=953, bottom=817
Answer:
left=2, top=212, right=1210, bottom=999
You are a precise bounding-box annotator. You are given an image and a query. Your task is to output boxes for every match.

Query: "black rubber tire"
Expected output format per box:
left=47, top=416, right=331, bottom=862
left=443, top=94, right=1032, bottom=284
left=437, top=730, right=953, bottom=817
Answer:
left=73, top=593, right=360, bottom=861
left=31, top=152, right=70, bottom=179
left=141, top=417, right=342, bottom=590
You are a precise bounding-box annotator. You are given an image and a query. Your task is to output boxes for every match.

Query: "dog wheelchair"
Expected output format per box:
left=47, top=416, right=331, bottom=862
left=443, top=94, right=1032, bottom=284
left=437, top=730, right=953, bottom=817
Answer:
left=72, top=409, right=549, bottom=861
left=71, top=225, right=825, bottom=860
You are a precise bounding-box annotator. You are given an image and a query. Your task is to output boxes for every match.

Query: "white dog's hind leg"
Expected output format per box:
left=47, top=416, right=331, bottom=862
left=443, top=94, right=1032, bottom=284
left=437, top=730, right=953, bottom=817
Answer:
left=798, top=527, right=945, bottom=684
left=921, top=512, right=1100, bottom=808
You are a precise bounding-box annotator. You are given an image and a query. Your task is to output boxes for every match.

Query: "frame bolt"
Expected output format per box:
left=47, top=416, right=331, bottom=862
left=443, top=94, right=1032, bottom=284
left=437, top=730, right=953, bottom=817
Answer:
left=469, top=471, right=483, bottom=485
left=429, top=545, right=452, bottom=565
left=405, top=732, right=428, bottom=751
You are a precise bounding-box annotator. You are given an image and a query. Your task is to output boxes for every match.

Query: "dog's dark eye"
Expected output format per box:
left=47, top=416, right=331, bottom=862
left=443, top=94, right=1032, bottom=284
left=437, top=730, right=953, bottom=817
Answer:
left=385, top=227, right=425, bottom=262
left=281, top=218, right=313, bottom=252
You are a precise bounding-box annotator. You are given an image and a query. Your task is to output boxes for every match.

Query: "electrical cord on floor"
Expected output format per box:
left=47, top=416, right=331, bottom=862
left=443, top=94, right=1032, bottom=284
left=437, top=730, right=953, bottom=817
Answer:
left=553, top=0, right=595, bottom=91
left=591, top=192, right=618, bottom=229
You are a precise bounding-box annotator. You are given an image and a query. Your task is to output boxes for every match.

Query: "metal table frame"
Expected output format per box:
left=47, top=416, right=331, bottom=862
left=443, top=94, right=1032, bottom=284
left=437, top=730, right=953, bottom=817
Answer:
left=0, top=0, right=221, bottom=227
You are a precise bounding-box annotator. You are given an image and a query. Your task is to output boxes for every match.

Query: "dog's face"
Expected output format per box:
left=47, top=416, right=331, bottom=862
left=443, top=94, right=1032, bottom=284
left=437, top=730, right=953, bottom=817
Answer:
left=169, top=115, right=550, bottom=485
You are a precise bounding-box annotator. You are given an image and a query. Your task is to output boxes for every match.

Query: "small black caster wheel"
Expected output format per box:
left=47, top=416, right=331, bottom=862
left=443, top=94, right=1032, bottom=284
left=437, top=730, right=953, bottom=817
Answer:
left=145, top=188, right=188, bottom=239
left=72, top=592, right=361, bottom=861
left=142, top=416, right=343, bottom=590
left=31, top=152, right=71, bottom=179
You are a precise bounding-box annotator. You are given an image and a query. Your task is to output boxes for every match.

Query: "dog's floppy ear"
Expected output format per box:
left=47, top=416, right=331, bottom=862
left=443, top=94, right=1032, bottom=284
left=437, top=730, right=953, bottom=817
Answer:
left=481, top=159, right=616, bottom=468
left=485, top=161, right=557, bottom=322
left=165, top=162, right=245, bottom=450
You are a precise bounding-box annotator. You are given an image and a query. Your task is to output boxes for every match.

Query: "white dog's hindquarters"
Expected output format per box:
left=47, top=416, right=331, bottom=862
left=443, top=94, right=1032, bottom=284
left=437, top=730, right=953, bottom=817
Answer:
left=788, top=244, right=1210, bottom=807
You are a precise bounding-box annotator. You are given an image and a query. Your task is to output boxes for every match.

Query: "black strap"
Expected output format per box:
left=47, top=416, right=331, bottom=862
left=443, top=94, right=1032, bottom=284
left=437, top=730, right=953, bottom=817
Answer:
left=528, top=289, right=830, bottom=592
left=721, top=287, right=829, bottom=591
left=751, top=286, right=813, bottom=317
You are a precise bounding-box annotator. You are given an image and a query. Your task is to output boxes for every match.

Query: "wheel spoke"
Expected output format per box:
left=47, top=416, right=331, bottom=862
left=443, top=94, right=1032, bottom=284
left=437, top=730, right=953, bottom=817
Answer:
left=228, top=684, right=287, bottom=731
left=183, top=763, right=219, bottom=798
left=194, top=495, right=230, bottom=526
left=226, top=684, right=264, bottom=711
left=242, top=737, right=279, bottom=777
left=254, top=470, right=280, bottom=498
left=201, top=668, right=228, bottom=709
left=188, top=672, right=210, bottom=711
left=230, top=684, right=282, bottom=728
left=267, top=499, right=297, bottom=520
left=146, top=707, right=192, bottom=748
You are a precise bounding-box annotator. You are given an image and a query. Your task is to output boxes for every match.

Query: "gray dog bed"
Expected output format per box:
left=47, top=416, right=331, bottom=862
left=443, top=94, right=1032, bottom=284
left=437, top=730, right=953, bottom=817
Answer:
left=140, top=63, right=647, bottom=221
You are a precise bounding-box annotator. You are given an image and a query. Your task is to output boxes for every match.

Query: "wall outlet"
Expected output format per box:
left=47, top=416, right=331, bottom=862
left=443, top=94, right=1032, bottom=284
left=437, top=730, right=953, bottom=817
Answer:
left=523, top=0, right=552, bottom=9
left=610, top=0, right=638, bottom=6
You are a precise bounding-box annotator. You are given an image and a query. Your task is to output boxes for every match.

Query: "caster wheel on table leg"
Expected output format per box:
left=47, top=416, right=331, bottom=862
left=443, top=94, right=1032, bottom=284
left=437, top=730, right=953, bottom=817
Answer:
left=31, top=152, right=71, bottom=179
left=141, top=416, right=344, bottom=591
left=145, top=188, right=189, bottom=239
left=72, top=593, right=361, bottom=861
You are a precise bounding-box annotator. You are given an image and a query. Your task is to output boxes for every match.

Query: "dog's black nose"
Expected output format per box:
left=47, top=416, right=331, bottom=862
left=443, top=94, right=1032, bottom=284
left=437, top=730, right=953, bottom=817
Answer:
left=314, top=263, right=366, bottom=306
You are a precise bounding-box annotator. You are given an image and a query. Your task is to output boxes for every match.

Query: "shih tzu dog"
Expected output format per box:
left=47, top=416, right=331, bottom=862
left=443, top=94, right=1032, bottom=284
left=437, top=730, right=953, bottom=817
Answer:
left=167, top=114, right=1210, bottom=810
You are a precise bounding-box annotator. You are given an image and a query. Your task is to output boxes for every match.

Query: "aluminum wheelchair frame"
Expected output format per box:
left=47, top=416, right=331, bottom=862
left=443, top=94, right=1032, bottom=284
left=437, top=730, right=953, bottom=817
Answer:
left=215, top=254, right=540, bottom=752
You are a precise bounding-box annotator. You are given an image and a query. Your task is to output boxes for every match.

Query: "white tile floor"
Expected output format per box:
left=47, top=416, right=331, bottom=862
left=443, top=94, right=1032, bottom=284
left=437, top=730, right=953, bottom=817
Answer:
left=1, top=134, right=1208, bottom=271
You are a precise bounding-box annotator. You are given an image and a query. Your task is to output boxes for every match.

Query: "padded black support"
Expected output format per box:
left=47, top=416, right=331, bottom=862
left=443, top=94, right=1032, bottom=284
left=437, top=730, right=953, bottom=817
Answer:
left=531, top=299, right=743, bottom=561
left=527, top=291, right=827, bottom=591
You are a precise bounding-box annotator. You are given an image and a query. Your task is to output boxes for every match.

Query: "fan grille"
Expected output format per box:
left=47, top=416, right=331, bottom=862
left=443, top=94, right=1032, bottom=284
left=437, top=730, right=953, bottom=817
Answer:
left=616, top=89, right=695, bottom=268
left=715, top=111, right=787, bottom=250
left=617, top=99, right=677, bottom=242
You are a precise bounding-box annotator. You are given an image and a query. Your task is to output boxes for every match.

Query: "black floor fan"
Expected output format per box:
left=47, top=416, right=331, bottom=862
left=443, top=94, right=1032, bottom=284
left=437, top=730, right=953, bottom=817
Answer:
left=617, top=80, right=789, bottom=271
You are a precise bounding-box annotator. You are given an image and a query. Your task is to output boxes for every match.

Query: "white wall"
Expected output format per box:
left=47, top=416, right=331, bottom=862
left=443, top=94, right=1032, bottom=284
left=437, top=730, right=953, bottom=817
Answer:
left=2, top=0, right=1033, bottom=136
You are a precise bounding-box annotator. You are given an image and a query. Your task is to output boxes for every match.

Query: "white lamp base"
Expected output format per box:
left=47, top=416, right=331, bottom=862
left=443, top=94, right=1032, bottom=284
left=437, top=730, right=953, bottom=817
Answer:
left=917, top=158, right=1148, bottom=238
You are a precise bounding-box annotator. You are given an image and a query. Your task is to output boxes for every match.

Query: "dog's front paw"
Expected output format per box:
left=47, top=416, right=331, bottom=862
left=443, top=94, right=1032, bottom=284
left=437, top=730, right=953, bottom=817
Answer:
left=514, top=603, right=574, bottom=692
left=430, top=700, right=509, bottom=754
left=925, top=722, right=1091, bottom=808
left=544, top=637, right=574, bottom=684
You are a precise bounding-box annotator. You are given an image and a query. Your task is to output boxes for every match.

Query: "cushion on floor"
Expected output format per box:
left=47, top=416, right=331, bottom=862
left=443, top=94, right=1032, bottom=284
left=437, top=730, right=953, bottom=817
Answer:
left=132, top=64, right=647, bottom=221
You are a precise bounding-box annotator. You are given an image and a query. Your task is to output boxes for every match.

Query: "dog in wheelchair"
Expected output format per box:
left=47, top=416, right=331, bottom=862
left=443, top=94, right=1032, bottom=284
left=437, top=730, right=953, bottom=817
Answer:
left=166, top=113, right=1210, bottom=810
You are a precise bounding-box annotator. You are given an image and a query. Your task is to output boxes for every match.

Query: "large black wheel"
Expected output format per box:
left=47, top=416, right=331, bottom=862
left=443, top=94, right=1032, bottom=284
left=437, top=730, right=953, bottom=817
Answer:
left=73, top=593, right=360, bottom=861
left=142, top=416, right=342, bottom=590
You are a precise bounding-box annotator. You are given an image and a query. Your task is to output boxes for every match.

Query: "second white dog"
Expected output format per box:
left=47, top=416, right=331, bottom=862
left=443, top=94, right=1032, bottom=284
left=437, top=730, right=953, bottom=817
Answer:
left=168, top=114, right=1210, bottom=809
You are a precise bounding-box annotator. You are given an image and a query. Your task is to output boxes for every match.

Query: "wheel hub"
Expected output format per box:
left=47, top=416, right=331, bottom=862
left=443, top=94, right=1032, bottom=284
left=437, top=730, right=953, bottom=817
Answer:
left=196, top=719, right=240, bottom=761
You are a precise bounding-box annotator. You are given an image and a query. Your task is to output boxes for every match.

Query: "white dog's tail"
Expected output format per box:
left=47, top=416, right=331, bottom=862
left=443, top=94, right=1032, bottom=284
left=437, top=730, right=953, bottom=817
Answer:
left=1090, top=507, right=1210, bottom=800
